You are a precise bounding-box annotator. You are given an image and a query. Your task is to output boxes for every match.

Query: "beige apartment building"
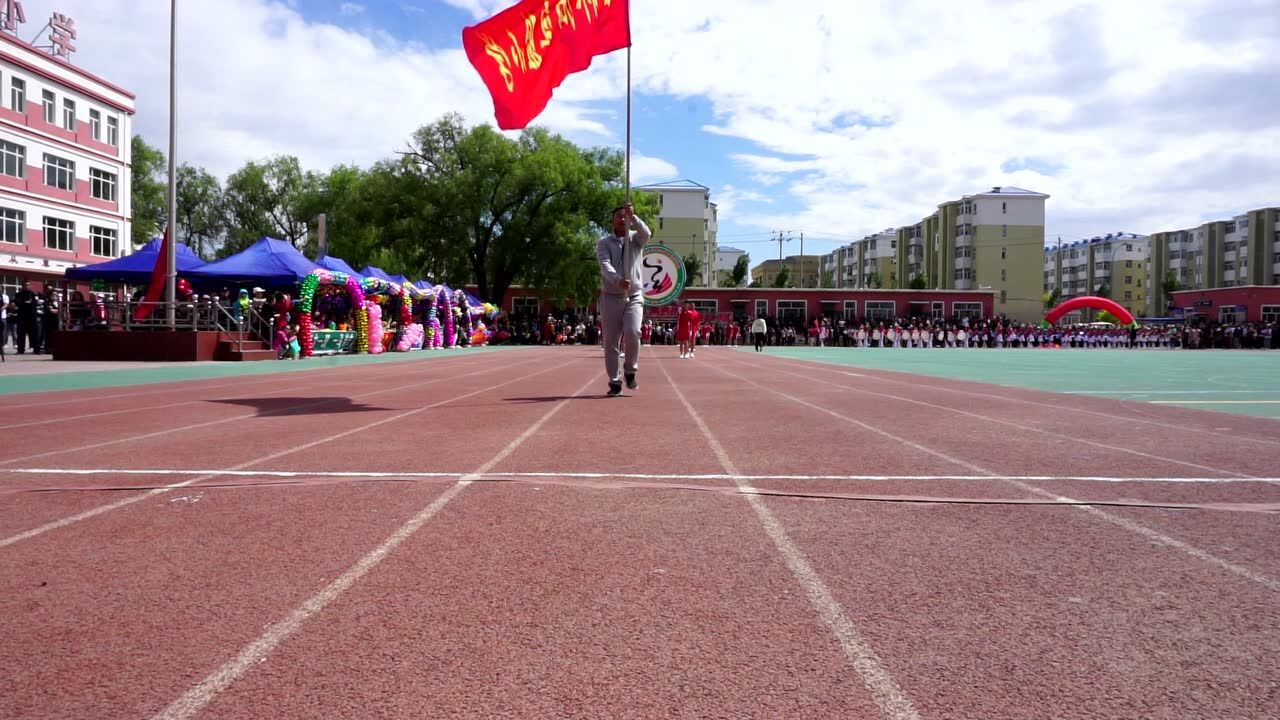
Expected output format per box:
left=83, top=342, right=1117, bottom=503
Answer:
left=1148, top=206, right=1280, bottom=315
left=1043, top=233, right=1152, bottom=321
left=635, top=180, right=718, bottom=286
left=819, top=186, right=1048, bottom=322
left=751, top=255, right=823, bottom=288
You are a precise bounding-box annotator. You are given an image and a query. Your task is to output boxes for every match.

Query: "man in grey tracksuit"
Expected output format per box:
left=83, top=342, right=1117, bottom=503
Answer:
left=596, top=203, right=651, bottom=396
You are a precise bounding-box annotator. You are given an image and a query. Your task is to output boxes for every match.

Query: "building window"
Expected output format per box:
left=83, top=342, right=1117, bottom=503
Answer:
left=62, top=98, right=75, bottom=131
left=1262, top=305, right=1280, bottom=324
left=1002, top=202, right=1007, bottom=214
left=954, top=268, right=974, bottom=281
left=1, top=272, right=19, bottom=296
left=0, top=140, right=24, bottom=178
left=755, top=299, right=768, bottom=318
left=90, top=168, right=117, bottom=202
left=1125, top=260, right=1133, bottom=268
left=0, top=207, right=24, bottom=244
left=42, top=90, right=55, bottom=124
left=510, top=296, right=538, bottom=315
left=10, top=77, right=24, bottom=113
left=1001, top=247, right=1007, bottom=259
left=90, top=226, right=118, bottom=257
left=1219, top=306, right=1239, bottom=324
left=1001, top=225, right=1007, bottom=238
left=90, top=109, right=101, bottom=141
left=777, top=300, right=807, bottom=324
left=43, top=153, right=75, bottom=191
left=43, top=216, right=74, bottom=252
left=1224, top=262, right=1235, bottom=271
left=1124, top=291, right=1132, bottom=301
left=1001, top=268, right=1007, bottom=281
left=107, top=116, right=119, bottom=146
left=999, top=289, right=1007, bottom=304
left=864, top=301, right=895, bottom=321
left=843, top=300, right=858, bottom=321
left=1124, top=275, right=1133, bottom=285
left=954, top=302, right=983, bottom=319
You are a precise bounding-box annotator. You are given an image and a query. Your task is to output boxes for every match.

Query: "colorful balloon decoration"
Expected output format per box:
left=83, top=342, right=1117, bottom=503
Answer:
left=299, top=269, right=366, bottom=358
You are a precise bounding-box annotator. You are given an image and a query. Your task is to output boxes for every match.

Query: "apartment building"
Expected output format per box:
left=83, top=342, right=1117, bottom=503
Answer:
left=714, top=245, right=745, bottom=285
left=821, top=229, right=898, bottom=289
left=750, top=255, right=823, bottom=288
left=635, top=179, right=718, bottom=286
left=1149, top=207, right=1280, bottom=315
left=0, top=8, right=135, bottom=297
left=1043, top=233, right=1151, bottom=321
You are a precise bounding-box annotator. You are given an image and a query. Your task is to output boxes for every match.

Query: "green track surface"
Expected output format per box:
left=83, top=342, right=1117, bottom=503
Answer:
left=765, top=347, right=1280, bottom=419
left=0, top=346, right=511, bottom=396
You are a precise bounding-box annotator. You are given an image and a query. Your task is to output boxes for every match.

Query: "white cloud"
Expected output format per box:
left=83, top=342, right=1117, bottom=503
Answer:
left=47, top=0, right=631, bottom=181
left=629, top=153, right=678, bottom=184
left=338, top=2, right=364, bottom=16
left=47, top=0, right=1280, bottom=244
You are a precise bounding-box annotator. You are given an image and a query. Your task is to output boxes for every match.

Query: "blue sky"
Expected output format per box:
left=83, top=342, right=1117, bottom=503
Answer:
left=51, top=0, right=1280, bottom=269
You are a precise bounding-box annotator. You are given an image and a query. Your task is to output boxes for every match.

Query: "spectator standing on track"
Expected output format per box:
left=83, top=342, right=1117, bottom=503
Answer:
left=595, top=203, right=650, bottom=396
left=751, top=314, right=767, bottom=352
left=676, top=301, right=694, bottom=358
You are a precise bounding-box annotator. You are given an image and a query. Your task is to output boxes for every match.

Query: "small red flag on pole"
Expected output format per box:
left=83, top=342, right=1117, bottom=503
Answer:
left=462, top=0, right=631, bottom=131
left=134, top=227, right=171, bottom=322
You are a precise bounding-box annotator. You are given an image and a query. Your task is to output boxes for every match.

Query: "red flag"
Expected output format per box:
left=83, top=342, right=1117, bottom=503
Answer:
left=134, top=226, right=171, bottom=321
left=463, top=0, right=631, bottom=131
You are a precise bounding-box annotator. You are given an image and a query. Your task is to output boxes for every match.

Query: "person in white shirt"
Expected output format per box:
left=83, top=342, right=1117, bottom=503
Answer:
left=751, top=314, right=767, bottom=352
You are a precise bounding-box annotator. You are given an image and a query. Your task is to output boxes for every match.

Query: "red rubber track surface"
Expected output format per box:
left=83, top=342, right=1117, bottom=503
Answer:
left=1, top=346, right=1278, bottom=720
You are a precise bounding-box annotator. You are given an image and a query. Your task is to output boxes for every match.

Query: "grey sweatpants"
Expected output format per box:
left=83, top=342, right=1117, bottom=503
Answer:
left=599, top=291, right=642, bottom=382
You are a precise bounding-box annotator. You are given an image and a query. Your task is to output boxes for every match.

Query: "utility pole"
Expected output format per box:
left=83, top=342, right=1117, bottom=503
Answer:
left=799, top=231, right=805, bottom=287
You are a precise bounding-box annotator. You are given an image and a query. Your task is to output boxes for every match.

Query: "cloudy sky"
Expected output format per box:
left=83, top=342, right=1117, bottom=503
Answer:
left=35, top=0, right=1280, bottom=262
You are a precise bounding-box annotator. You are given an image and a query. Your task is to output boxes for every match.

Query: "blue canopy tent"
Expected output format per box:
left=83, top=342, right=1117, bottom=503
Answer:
left=65, top=239, right=207, bottom=284
left=414, top=280, right=433, bottom=291
left=361, top=266, right=394, bottom=283
left=390, top=274, right=410, bottom=287
left=186, top=237, right=321, bottom=287
left=315, top=255, right=361, bottom=278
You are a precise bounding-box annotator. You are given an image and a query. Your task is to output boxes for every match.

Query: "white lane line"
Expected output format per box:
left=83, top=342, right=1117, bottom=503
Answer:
left=150, top=373, right=594, bottom=720
left=5, top=468, right=1277, bottom=485
left=708, top=359, right=1280, bottom=594
left=1150, top=400, right=1280, bottom=405
left=769, top=363, right=1251, bottom=480
left=657, top=354, right=921, bottom=720
left=751, top=353, right=1280, bottom=446
left=0, top=351, right=532, bottom=467
left=0, top=356, right=557, bottom=549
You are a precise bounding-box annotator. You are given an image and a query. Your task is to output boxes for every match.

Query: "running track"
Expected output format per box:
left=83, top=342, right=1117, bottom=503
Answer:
left=2, top=346, right=1279, bottom=719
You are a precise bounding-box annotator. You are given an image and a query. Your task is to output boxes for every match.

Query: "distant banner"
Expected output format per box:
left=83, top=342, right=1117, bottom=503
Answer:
left=641, top=245, right=685, bottom=307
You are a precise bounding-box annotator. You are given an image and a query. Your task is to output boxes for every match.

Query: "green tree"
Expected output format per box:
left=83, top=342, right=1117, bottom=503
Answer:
left=682, top=252, right=704, bottom=286
left=1161, top=270, right=1181, bottom=295
left=1097, top=310, right=1119, bottom=324
left=820, top=270, right=836, bottom=288
left=772, top=265, right=791, bottom=288
left=730, top=254, right=749, bottom=287
left=174, top=164, right=224, bottom=260
left=399, top=114, right=655, bottom=304
left=1094, top=280, right=1111, bottom=298
left=131, top=135, right=167, bottom=247
left=220, top=155, right=317, bottom=255
left=1043, top=286, right=1061, bottom=309
left=909, top=272, right=928, bottom=290
left=864, top=271, right=882, bottom=289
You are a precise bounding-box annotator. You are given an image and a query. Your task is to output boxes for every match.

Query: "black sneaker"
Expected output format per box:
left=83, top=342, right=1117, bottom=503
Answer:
left=607, top=381, right=622, bottom=396
left=625, top=373, right=637, bottom=390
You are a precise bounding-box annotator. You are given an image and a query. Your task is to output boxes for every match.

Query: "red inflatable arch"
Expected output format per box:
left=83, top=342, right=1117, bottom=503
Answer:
left=1044, top=295, right=1135, bottom=326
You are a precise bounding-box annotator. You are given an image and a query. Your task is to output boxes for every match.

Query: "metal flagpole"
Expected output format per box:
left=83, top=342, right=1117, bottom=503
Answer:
left=164, top=0, right=177, bottom=329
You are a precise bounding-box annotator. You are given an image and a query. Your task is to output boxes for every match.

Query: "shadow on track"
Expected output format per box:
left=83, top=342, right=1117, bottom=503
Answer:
left=206, top=397, right=389, bottom=416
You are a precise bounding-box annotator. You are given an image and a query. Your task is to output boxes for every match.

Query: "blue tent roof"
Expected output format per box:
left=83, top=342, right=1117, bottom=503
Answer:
left=414, top=280, right=433, bottom=291
left=316, top=255, right=360, bottom=277
left=390, top=274, right=410, bottom=286
left=187, top=237, right=321, bottom=286
left=361, top=266, right=393, bottom=282
left=65, top=239, right=207, bottom=284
